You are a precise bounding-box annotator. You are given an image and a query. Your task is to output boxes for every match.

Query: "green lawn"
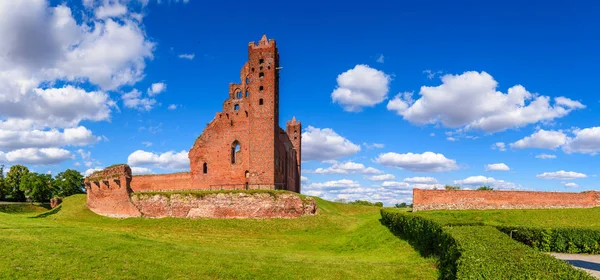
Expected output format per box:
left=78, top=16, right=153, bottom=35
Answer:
left=413, top=207, right=600, bottom=228
left=0, top=195, right=437, bottom=279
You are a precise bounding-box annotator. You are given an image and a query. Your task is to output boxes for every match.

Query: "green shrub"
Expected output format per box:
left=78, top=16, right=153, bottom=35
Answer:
left=498, top=226, right=600, bottom=254
left=381, top=209, right=594, bottom=279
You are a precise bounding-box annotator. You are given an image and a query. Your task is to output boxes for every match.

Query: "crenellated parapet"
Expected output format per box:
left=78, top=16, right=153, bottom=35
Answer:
left=85, top=164, right=141, bottom=218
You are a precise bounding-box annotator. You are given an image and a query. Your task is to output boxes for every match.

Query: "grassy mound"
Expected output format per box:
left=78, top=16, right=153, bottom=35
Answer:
left=0, top=194, right=438, bottom=279
left=0, top=202, right=50, bottom=214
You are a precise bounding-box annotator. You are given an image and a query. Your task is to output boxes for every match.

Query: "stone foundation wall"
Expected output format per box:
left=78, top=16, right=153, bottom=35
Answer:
left=413, top=189, right=599, bottom=211
left=130, top=192, right=317, bottom=219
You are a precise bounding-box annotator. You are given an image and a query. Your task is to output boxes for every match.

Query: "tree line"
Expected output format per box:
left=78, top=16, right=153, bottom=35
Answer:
left=0, top=165, right=85, bottom=203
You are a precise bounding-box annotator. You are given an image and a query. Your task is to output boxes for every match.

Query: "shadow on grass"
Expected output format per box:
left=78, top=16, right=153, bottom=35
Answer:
left=32, top=205, right=62, bottom=218
left=563, top=259, right=600, bottom=273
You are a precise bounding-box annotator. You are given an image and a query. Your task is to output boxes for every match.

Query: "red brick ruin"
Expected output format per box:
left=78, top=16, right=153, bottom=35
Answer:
left=413, top=188, right=600, bottom=211
left=85, top=35, right=310, bottom=218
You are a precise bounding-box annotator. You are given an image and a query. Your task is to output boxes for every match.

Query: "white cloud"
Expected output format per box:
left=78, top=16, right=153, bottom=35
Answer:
left=375, top=151, right=459, bottom=172
left=563, top=182, right=579, bottom=188
left=167, top=104, right=177, bottom=110
left=368, top=174, right=395, bottom=181
left=122, top=89, right=157, bottom=111
left=148, top=82, right=167, bottom=96
left=423, top=70, right=443, bottom=80
left=95, top=2, right=128, bottom=19
left=314, top=161, right=382, bottom=175
left=485, top=163, right=510, bottom=171
left=142, top=141, right=152, bottom=148
left=178, top=53, right=195, bottom=60
left=563, top=127, right=600, bottom=155
left=363, top=142, right=384, bottom=149
left=376, top=54, right=384, bottom=63
left=454, top=176, right=516, bottom=189
left=301, top=126, right=361, bottom=161
left=510, top=129, right=566, bottom=149
left=536, top=170, right=587, bottom=180
left=386, top=71, right=585, bottom=133
left=0, top=126, right=99, bottom=151
left=131, top=166, right=153, bottom=175
left=536, top=154, right=557, bottom=159
left=491, top=142, right=506, bottom=151
left=306, top=179, right=360, bottom=188
left=331, top=65, right=391, bottom=112
left=300, top=176, right=309, bottom=182
left=403, top=177, right=438, bottom=184
left=0, top=148, right=73, bottom=165
left=127, top=150, right=189, bottom=170
left=84, top=167, right=103, bottom=177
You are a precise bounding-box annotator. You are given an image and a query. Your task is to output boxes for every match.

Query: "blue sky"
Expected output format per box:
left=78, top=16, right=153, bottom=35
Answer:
left=0, top=0, right=599, bottom=205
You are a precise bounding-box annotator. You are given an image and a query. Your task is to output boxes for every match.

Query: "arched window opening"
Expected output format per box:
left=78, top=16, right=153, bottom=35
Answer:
left=234, top=104, right=239, bottom=110
left=251, top=68, right=255, bottom=72
left=203, top=163, right=208, bottom=174
left=236, top=91, right=243, bottom=99
left=259, top=58, right=264, bottom=64
left=259, top=72, right=264, bottom=78
left=246, top=77, right=250, bottom=84
left=245, top=91, right=249, bottom=97
left=231, top=141, right=241, bottom=164
left=259, top=99, right=264, bottom=105
left=245, top=111, right=248, bottom=117
left=259, top=86, right=264, bottom=92
left=245, top=170, right=249, bottom=178
left=230, top=120, right=234, bottom=126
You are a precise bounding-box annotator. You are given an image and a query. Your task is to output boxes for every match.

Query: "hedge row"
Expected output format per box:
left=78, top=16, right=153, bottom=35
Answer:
left=497, top=226, right=600, bottom=254
left=381, top=209, right=594, bottom=279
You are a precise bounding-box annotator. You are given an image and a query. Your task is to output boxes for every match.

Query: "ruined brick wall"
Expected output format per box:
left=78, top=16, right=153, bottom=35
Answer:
left=85, top=165, right=141, bottom=218
left=187, top=35, right=300, bottom=192
left=130, top=192, right=316, bottom=219
left=413, top=189, right=599, bottom=211
left=130, top=173, right=191, bottom=192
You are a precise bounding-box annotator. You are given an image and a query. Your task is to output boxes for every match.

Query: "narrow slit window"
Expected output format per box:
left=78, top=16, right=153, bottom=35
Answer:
left=203, top=163, right=208, bottom=174
left=259, top=99, right=263, bottom=105
left=245, top=91, right=249, bottom=97
left=231, top=141, right=241, bottom=164
left=259, top=72, right=264, bottom=78
left=259, top=86, right=264, bottom=92
left=236, top=91, right=242, bottom=99
left=234, top=104, right=239, bottom=110
left=259, top=58, right=264, bottom=64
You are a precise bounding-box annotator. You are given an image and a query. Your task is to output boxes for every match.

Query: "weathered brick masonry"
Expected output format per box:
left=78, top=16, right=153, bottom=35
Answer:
left=86, top=35, right=305, bottom=218
left=413, top=188, right=600, bottom=211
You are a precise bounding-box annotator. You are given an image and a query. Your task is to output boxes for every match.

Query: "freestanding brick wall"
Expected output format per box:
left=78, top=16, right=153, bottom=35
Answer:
left=413, top=188, right=600, bottom=211
left=130, top=173, right=192, bottom=192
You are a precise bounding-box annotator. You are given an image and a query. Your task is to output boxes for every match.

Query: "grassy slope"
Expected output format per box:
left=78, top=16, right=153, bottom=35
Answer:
left=0, top=195, right=437, bottom=279
left=414, top=207, right=600, bottom=228
left=0, top=203, right=50, bottom=215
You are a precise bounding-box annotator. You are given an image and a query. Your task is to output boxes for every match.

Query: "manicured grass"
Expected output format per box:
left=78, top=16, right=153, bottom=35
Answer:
left=412, top=207, right=600, bottom=229
left=0, top=195, right=437, bottom=279
left=0, top=202, right=50, bottom=214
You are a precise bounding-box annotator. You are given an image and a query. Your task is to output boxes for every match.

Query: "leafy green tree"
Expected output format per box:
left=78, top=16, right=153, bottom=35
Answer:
left=445, top=185, right=461, bottom=190
left=477, top=186, right=494, bottom=191
left=20, top=172, right=53, bottom=202
left=5, top=165, right=29, bottom=202
left=54, top=169, right=85, bottom=197
left=395, top=202, right=408, bottom=208
left=0, top=165, right=5, bottom=200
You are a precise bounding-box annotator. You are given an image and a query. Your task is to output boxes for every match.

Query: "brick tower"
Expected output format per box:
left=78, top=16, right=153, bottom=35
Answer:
left=187, top=35, right=301, bottom=192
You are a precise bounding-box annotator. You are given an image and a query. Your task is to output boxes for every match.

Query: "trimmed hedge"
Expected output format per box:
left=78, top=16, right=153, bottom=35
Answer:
left=498, top=226, right=600, bottom=254
left=381, top=209, right=594, bottom=279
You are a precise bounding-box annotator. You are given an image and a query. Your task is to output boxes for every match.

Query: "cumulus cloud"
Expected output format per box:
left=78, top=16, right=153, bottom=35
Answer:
left=375, top=151, right=458, bottom=172
left=403, top=177, right=439, bottom=184
left=510, top=129, right=566, bottom=149
left=0, top=126, right=99, bottom=151
left=563, top=127, right=600, bottom=155
left=84, top=167, right=103, bottom=177
left=0, top=148, right=73, bottom=165
left=536, top=154, right=557, bottom=159
left=127, top=150, right=189, bottom=170
left=148, top=82, right=167, bottom=96
left=536, top=170, right=587, bottom=180
left=386, top=71, right=585, bottom=133
left=485, top=163, right=510, bottom=171
left=301, top=126, right=361, bottom=161
left=491, top=142, right=506, bottom=152
left=563, top=182, right=579, bottom=188
left=368, top=174, right=395, bottom=181
left=331, top=65, right=391, bottom=112
left=454, top=176, right=517, bottom=189
left=178, top=53, right=195, bottom=60
left=314, top=161, right=382, bottom=175
left=305, top=179, right=360, bottom=188
left=303, top=178, right=413, bottom=206
left=122, top=89, right=157, bottom=111
left=131, top=166, right=153, bottom=175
